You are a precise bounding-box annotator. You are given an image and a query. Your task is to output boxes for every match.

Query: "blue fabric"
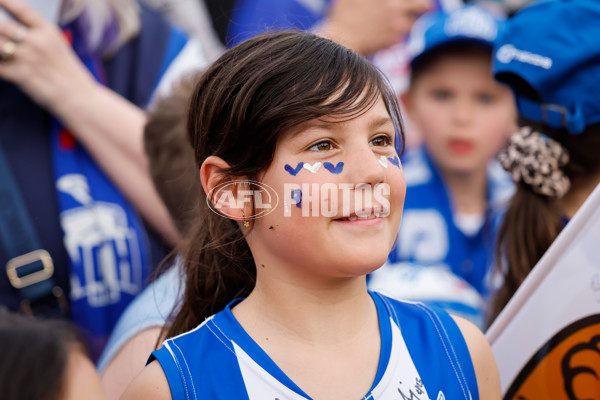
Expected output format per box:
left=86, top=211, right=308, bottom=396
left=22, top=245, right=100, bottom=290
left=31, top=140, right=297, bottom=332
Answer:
left=227, top=0, right=332, bottom=46
left=97, top=264, right=181, bottom=371
left=0, top=5, right=186, bottom=361
left=388, top=146, right=513, bottom=296
left=227, top=0, right=449, bottom=47
left=103, top=3, right=183, bottom=109
left=493, top=0, right=600, bottom=134
left=0, top=83, right=70, bottom=312
left=408, top=5, right=505, bottom=67
left=50, top=23, right=154, bottom=360
left=150, top=292, right=478, bottom=399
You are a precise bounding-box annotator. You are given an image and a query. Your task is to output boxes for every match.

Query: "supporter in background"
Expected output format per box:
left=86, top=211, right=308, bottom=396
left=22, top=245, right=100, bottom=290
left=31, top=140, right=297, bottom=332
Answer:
left=0, top=307, right=105, bottom=400
left=489, top=0, right=600, bottom=322
left=98, top=72, right=202, bottom=399
left=370, top=6, right=516, bottom=328
left=0, top=0, right=204, bottom=359
left=226, top=0, right=454, bottom=150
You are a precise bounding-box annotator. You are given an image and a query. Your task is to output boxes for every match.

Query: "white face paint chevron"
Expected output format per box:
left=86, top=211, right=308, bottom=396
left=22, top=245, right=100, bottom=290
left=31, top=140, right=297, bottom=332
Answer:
left=378, top=156, right=389, bottom=168
left=303, top=162, right=322, bottom=174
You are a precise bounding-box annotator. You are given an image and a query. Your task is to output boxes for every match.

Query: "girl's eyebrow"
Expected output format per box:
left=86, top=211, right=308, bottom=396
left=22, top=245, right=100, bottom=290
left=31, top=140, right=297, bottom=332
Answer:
left=289, top=115, right=394, bottom=141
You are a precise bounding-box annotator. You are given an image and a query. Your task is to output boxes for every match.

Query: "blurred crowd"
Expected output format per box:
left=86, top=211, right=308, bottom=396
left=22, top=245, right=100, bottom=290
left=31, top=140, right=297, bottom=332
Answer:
left=3, top=0, right=598, bottom=399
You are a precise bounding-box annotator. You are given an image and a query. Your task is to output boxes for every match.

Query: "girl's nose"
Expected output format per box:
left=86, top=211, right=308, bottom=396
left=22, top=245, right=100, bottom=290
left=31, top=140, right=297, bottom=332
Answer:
left=344, top=146, right=387, bottom=187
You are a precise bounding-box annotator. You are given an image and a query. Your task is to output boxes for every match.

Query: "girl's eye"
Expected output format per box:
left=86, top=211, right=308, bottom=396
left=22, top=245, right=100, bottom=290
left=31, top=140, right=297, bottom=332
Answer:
left=370, top=135, right=392, bottom=147
left=308, top=141, right=333, bottom=151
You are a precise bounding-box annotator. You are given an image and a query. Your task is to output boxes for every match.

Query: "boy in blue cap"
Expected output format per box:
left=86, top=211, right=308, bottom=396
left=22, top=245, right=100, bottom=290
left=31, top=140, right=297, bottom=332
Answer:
left=490, top=0, right=600, bottom=322
left=372, top=5, right=517, bottom=327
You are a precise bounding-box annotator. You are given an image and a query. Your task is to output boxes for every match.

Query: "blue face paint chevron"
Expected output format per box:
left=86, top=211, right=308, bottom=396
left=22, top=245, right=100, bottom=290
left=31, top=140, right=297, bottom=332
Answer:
left=387, top=156, right=400, bottom=168
left=284, top=162, right=304, bottom=176
left=291, top=189, right=302, bottom=208
left=323, top=162, right=344, bottom=174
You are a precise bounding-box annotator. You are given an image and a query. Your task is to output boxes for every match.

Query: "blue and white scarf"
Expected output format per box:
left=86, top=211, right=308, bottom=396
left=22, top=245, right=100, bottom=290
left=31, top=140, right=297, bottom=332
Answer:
left=51, top=20, right=151, bottom=359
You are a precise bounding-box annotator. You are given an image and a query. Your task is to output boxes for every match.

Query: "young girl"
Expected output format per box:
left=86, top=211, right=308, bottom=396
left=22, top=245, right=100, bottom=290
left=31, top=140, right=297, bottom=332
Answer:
left=489, top=0, right=600, bottom=323
left=122, top=31, right=500, bottom=400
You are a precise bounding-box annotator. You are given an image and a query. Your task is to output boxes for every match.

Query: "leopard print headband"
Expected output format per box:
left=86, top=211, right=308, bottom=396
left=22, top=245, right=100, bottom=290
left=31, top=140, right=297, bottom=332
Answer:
left=498, top=127, right=570, bottom=199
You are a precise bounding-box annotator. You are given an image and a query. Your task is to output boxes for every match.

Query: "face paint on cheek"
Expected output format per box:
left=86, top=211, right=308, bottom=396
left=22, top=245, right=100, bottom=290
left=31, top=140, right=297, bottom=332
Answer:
left=378, top=156, right=389, bottom=168
left=284, top=162, right=304, bottom=176
left=291, top=188, right=302, bottom=208
left=387, top=156, right=400, bottom=169
left=303, top=162, right=322, bottom=174
left=283, top=183, right=301, bottom=216
left=324, top=161, right=344, bottom=174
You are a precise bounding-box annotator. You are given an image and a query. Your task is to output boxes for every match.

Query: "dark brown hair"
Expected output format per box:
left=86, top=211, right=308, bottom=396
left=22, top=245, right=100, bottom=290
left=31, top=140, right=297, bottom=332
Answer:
left=0, top=308, right=88, bottom=400
left=489, top=75, right=600, bottom=323
left=163, top=31, right=404, bottom=339
left=144, top=72, right=203, bottom=236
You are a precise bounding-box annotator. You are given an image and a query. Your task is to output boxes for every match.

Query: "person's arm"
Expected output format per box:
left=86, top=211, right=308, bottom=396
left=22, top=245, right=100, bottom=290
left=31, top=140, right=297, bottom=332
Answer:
left=120, top=360, right=172, bottom=400
left=315, top=0, right=432, bottom=55
left=101, top=327, right=163, bottom=400
left=0, top=0, right=179, bottom=245
left=452, top=316, right=502, bottom=399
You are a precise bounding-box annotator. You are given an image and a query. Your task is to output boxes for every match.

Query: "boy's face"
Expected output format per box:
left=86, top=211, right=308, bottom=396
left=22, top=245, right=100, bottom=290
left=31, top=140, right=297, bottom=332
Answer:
left=404, top=50, right=517, bottom=175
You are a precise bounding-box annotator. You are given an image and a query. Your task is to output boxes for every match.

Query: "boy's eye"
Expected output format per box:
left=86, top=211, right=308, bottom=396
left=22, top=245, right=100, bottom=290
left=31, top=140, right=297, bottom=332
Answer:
left=477, top=93, right=496, bottom=104
left=431, top=89, right=451, bottom=100
left=370, top=135, right=392, bottom=147
left=308, top=140, right=334, bottom=151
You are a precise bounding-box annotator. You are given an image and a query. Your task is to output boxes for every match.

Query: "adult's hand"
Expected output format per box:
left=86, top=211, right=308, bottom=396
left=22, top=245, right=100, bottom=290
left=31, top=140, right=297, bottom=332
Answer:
left=0, top=0, right=97, bottom=111
left=318, top=0, right=432, bottom=55
left=0, top=0, right=181, bottom=246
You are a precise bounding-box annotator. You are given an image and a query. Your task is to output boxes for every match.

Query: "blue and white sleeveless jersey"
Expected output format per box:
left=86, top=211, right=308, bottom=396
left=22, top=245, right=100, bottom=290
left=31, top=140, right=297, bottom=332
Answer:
left=150, top=292, right=478, bottom=400
left=388, top=146, right=514, bottom=296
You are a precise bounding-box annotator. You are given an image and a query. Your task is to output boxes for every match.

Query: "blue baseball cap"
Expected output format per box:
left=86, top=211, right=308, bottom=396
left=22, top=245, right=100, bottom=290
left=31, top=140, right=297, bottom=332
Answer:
left=493, top=0, right=600, bottom=135
left=407, top=5, right=505, bottom=67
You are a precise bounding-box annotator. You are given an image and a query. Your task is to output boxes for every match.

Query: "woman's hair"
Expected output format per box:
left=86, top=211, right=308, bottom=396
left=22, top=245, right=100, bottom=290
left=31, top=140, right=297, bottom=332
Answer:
left=489, top=77, right=600, bottom=322
left=163, top=31, right=404, bottom=339
left=0, top=309, right=87, bottom=400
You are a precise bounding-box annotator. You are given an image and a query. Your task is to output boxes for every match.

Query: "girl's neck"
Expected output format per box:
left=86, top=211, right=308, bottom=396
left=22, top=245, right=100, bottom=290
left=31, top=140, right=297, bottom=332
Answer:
left=232, top=275, right=375, bottom=345
left=232, top=274, right=381, bottom=400
left=440, top=167, right=488, bottom=215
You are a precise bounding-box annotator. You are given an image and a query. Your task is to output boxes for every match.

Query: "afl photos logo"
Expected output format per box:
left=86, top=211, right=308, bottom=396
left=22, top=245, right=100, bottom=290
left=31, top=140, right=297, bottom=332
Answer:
left=505, top=314, right=600, bottom=400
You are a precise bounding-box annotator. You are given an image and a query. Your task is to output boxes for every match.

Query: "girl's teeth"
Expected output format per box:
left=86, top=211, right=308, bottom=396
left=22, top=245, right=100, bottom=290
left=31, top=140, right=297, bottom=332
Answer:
left=348, top=216, right=358, bottom=221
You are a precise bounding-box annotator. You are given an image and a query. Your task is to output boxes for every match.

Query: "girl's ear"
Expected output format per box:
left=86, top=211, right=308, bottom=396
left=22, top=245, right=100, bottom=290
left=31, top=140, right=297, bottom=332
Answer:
left=200, top=156, right=247, bottom=222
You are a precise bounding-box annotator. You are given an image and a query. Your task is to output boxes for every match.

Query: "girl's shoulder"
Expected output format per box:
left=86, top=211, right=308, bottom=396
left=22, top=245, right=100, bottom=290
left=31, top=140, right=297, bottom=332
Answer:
left=373, top=292, right=500, bottom=399
left=146, top=304, right=253, bottom=399
left=372, top=292, right=482, bottom=399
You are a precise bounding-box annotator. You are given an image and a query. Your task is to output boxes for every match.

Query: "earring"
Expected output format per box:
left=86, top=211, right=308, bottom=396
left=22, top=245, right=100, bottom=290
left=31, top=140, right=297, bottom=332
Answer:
left=242, top=210, right=250, bottom=227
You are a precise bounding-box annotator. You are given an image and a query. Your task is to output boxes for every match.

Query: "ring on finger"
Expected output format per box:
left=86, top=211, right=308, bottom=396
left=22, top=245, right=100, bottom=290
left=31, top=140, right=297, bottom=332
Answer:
left=0, top=40, right=17, bottom=61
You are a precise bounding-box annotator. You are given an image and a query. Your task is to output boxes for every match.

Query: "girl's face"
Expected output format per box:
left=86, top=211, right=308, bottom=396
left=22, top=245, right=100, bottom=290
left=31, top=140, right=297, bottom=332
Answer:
left=404, top=51, right=517, bottom=176
left=246, top=95, right=406, bottom=285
